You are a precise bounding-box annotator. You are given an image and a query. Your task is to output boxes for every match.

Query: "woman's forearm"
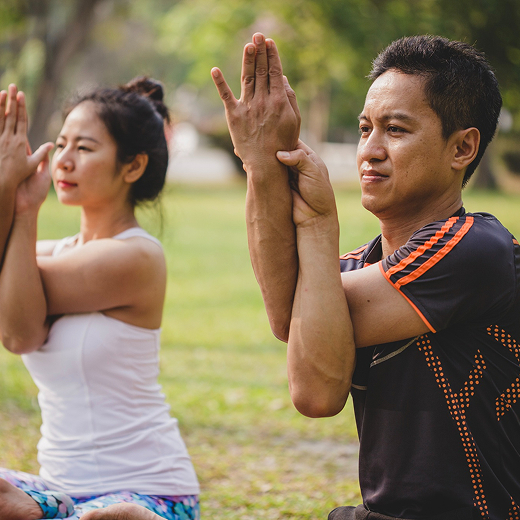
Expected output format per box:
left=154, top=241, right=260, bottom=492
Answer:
left=0, top=210, right=49, bottom=354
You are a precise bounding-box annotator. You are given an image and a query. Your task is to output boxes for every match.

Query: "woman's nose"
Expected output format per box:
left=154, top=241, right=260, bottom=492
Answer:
left=54, top=150, right=74, bottom=172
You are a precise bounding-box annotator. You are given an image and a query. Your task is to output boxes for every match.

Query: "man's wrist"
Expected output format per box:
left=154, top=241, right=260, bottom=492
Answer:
left=296, top=213, right=340, bottom=238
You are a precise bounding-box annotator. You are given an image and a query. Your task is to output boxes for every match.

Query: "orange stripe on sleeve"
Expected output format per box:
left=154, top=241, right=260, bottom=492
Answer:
left=340, top=244, right=369, bottom=261
left=393, top=217, right=473, bottom=289
left=379, top=262, right=436, bottom=333
left=386, top=218, right=458, bottom=278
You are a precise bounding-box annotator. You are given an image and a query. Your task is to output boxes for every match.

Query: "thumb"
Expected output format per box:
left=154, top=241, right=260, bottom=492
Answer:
left=276, top=149, right=310, bottom=169
left=28, top=142, right=54, bottom=170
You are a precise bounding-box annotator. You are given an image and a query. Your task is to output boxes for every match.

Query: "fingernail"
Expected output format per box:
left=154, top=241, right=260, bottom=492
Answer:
left=277, top=151, right=290, bottom=159
left=254, top=33, right=263, bottom=44
left=247, top=44, right=254, bottom=55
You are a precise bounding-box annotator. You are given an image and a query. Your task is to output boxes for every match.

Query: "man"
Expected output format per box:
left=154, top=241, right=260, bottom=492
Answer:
left=211, top=33, right=520, bottom=519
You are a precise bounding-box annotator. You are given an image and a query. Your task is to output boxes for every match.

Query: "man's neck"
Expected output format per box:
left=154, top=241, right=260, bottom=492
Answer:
left=379, top=198, right=464, bottom=259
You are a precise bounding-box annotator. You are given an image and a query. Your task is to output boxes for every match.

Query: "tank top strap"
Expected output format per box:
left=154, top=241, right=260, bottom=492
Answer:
left=52, top=234, right=79, bottom=257
left=112, top=227, right=162, bottom=248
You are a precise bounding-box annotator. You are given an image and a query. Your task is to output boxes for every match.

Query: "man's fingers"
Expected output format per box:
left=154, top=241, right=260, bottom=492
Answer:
left=266, top=39, right=285, bottom=92
left=211, top=68, right=238, bottom=110
left=252, top=32, right=269, bottom=92
left=283, top=76, right=301, bottom=120
left=16, top=91, right=27, bottom=135
left=241, top=43, right=256, bottom=101
left=4, top=84, right=18, bottom=132
left=0, top=90, right=7, bottom=134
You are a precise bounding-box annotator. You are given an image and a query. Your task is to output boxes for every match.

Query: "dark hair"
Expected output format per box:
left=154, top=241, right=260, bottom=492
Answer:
left=65, top=76, right=170, bottom=206
left=369, top=35, right=502, bottom=186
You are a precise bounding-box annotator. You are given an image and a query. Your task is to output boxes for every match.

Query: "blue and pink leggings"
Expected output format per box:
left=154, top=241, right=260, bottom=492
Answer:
left=0, top=468, right=199, bottom=519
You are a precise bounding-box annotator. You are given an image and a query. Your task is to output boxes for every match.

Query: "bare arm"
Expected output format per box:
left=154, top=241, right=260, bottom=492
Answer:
left=276, top=143, right=356, bottom=417
left=0, top=155, right=53, bottom=354
left=37, top=237, right=166, bottom=328
left=212, top=33, right=300, bottom=341
left=278, top=144, right=429, bottom=417
left=0, top=85, right=54, bottom=353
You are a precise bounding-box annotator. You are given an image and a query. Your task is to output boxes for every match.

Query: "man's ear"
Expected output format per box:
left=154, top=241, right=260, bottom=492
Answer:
left=451, top=128, right=480, bottom=172
left=122, top=153, right=149, bottom=184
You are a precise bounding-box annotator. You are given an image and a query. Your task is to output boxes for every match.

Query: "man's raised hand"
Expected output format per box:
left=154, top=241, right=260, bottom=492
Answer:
left=211, top=33, right=300, bottom=171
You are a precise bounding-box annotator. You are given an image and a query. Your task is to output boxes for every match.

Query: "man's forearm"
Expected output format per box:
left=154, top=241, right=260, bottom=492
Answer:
left=245, top=161, right=298, bottom=341
left=287, top=216, right=355, bottom=418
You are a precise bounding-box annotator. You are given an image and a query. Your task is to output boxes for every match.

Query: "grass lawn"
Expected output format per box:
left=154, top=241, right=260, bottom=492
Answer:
left=1, top=181, right=519, bottom=519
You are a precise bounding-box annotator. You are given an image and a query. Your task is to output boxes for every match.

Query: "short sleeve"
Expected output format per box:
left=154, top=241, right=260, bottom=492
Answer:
left=380, top=214, right=517, bottom=333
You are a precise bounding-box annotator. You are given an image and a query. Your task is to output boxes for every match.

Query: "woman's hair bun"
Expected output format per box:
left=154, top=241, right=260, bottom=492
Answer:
left=121, top=76, right=170, bottom=123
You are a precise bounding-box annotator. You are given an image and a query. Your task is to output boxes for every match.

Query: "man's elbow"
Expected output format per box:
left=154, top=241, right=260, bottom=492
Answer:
left=290, top=387, right=350, bottom=418
left=269, top=316, right=291, bottom=343
left=271, top=324, right=290, bottom=343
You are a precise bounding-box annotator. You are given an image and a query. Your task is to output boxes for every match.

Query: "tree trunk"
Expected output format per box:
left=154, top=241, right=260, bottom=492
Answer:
left=305, top=85, right=331, bottom=149
left=28, top=0, right=108, bottom=147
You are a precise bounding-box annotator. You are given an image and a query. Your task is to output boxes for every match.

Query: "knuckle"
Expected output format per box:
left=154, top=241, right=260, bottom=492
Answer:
left=269, top=66, right=283, bottom=77
left=220, top=90, right=232, bottom=102
left=242, top=74, right=255, bottom=85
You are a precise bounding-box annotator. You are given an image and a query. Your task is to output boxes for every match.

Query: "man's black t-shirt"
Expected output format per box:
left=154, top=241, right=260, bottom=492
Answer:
left=340, top=210, right=520, bottom=519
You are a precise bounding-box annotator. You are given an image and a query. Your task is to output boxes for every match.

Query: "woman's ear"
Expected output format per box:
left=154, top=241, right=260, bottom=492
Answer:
left=451, top=127, right=480, bottom=172
left=122, top=153, right=149, bottom=184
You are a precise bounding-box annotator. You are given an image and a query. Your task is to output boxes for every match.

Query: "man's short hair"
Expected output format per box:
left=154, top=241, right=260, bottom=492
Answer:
left=369, top=35, right=502, bottom=187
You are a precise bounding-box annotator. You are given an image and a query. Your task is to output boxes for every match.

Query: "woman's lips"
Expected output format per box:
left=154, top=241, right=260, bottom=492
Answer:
left=56, top=180, right=77, bottom=188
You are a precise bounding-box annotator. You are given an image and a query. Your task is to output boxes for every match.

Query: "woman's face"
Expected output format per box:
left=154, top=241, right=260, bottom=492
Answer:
left=51, top=101, right=129, bottom=208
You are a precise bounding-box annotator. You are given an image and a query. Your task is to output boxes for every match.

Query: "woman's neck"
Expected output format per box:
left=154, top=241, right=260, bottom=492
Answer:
left=78, top=204, right=139, bottom=244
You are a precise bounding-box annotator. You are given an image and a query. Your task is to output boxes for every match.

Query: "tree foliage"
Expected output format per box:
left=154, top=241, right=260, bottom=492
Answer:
left=1, top=0, right=519, bottom=152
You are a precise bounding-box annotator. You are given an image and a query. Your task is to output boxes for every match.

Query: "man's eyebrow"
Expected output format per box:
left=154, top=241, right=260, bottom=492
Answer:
left=357, top=112, right=415, bottom=123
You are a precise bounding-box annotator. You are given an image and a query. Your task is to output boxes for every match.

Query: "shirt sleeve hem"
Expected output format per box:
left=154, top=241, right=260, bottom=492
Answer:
left=379, top=261, right=437, bottom=333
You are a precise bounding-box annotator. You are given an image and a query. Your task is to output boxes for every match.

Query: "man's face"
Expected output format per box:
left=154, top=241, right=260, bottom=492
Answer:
left=356, top=70, right=457, bottom=220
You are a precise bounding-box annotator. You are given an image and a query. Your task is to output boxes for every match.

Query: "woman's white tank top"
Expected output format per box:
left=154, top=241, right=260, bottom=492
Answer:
left=22, top=228, right=199, bottom=497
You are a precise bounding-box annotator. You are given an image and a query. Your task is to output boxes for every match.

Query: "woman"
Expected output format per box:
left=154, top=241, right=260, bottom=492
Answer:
left=0, top=79, right=199, bottom=520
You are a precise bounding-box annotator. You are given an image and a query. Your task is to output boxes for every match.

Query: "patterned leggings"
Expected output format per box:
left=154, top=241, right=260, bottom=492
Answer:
left=0, top=468, right=199, bottom=520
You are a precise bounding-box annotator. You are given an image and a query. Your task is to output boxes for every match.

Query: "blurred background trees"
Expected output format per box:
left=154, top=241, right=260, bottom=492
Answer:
left=1, top=0, right=520, bottom=188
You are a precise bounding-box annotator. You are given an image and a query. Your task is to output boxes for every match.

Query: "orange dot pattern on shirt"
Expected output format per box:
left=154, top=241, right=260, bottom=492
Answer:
left=417, top=336, right=489, bottom=519
left=508, top=498, right=520, bottom=519
left=487, top=326, right=520, bottom=420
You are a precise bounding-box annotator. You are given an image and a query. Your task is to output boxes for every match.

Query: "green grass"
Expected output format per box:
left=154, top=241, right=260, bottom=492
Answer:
left=1, top=182, right=520, bottom=519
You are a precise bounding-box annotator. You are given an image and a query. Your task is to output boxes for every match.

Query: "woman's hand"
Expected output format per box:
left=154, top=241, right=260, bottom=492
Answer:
left=0, top=84, right=53, bottom=194
left=15, top=155, right=52, bottom=216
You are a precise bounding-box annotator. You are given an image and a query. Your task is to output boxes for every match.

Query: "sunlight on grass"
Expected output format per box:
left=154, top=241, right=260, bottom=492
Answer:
left=1, top=182, right=519, bottom=518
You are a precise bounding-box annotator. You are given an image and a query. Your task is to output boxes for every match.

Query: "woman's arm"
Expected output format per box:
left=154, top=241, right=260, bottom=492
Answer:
left=0, top=166, right=52, bottom=354
left=0, top=85, right=54, bottom=353
left=37, top=236, right=166, bottom=329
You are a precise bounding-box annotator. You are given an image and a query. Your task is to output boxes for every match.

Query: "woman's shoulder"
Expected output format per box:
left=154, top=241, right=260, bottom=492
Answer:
left=112, top=227, right=162, bottom=249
